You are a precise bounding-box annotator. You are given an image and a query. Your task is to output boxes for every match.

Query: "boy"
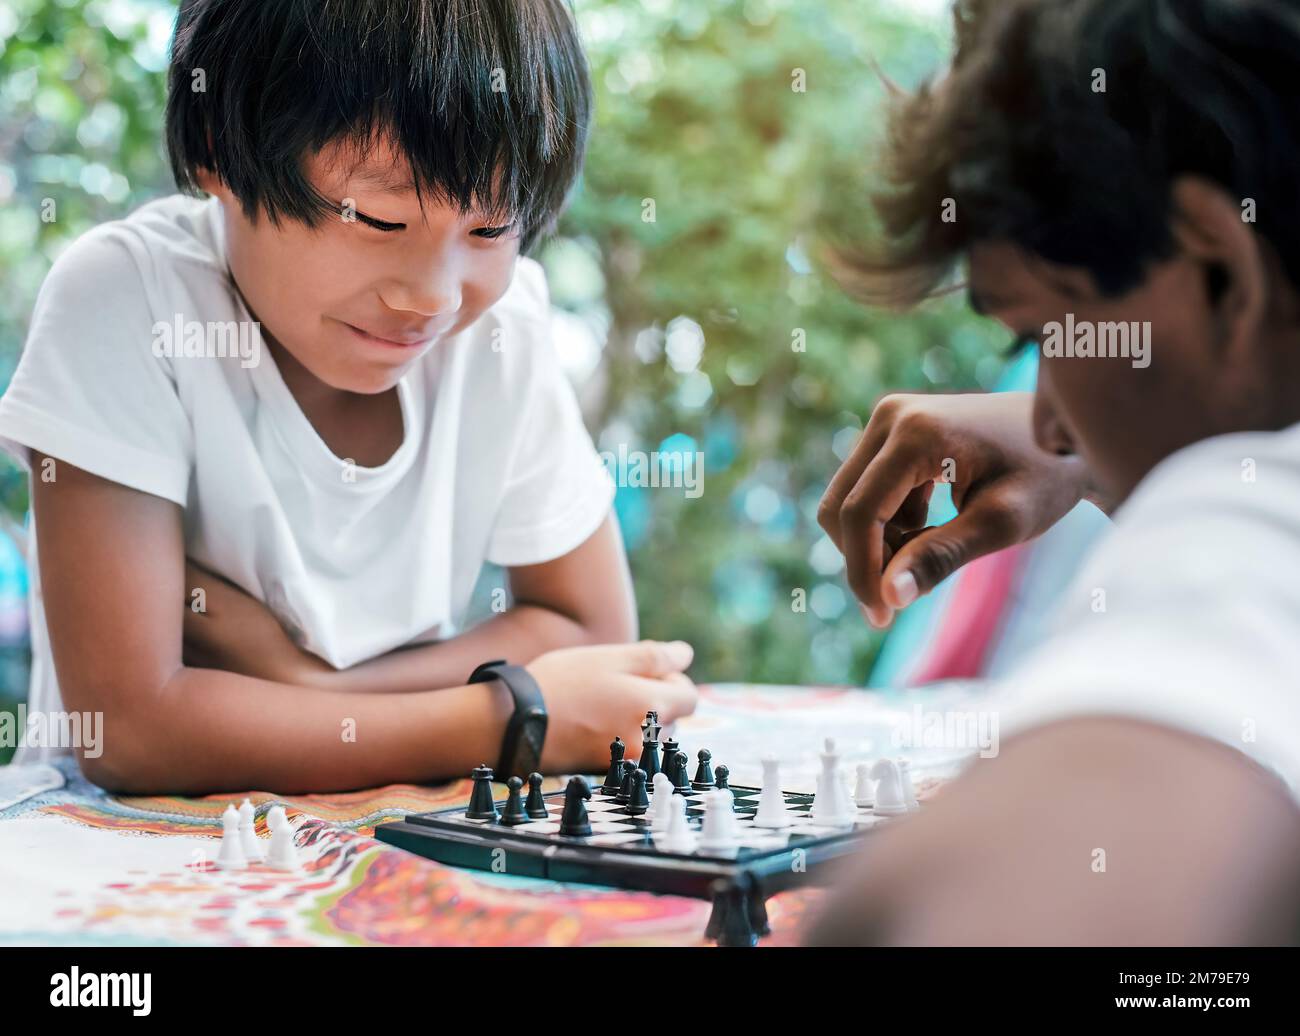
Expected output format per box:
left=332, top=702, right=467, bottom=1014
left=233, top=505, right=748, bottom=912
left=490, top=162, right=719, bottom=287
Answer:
left=813, top=0, right=1300, bottom=942
left=0, top=0, right=695, bottom=793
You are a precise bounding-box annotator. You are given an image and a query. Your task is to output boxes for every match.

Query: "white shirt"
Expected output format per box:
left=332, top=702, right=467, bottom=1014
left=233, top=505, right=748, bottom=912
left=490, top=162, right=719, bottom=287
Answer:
left=0, top=195, right=614, bottom=762
left=992, top=423, right=1300, bottom=803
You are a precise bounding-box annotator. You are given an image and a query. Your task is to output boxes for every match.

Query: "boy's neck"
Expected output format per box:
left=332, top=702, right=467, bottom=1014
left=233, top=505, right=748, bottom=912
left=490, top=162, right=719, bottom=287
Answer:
left=265, top=335, right=405, bottom=468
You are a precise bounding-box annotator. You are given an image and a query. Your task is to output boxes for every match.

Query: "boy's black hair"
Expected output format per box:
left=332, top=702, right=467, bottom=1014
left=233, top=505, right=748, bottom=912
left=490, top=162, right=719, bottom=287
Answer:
left=166, top=0, right=591, bottom=252
left=843, top=0, right=1300, bottom=304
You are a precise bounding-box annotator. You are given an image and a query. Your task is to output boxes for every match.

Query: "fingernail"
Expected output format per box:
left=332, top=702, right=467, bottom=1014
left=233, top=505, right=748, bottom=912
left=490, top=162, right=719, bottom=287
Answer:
left=891, top=570, right=919, bottom=608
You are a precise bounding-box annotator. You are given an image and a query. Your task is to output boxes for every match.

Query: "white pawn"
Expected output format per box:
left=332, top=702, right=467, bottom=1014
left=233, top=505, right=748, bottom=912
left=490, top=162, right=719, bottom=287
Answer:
left=897, top=758, right=920, bottom=810
left=854, top=763, right=876, bottom=808
left=753, top=757, right=792, bottom=828
left=698, top=789, right=738, bottom=852
left=870, top=759, right=909, bottom=816
left=266, top=805, right=300, bottom=872
left=238, top=798, right=264, bottom=862
left=650, top=772, right=675, bottom=832
left=659, top=794, right=697, bottom=853
left=215, top=804, right=247, bottom=870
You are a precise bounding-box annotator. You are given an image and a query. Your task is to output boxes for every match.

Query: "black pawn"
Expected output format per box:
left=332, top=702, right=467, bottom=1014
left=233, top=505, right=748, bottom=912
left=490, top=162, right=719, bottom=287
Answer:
left=500, top=776, right=530, bottom=826
left=601, top=737, right=626, bottom=795
left=692, top=749, right=715, bottom=790
left=671, top=750, right=691, bottom=794
left=524, top=772, right=549, bottom=819
left=625, top=768, right=649, bottom=816
left=558, top=775, right=592, bottom=837
left=614, top=760, right=635, bottom=804
left=465, top=764, right=498, bottom=821
left=714, top=765, right=731, bottom=793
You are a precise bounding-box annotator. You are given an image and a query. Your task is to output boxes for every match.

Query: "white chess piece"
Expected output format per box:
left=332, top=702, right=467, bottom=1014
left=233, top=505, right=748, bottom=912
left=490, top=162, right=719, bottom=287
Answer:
left=650, top=772, right=675, bottom=832
left=698, top=789, right=738, bottom=852
left=753, top=757, right=792, bottom=828
left=266, top=805, right=300, bottom=872
left=811, top=739, right=855, bottom=824
left=215, top=804, right=247, bottom=869
left=897, top=758, right=920, bottom=810
left=238, top=798, right=264, bottom=862
left=659, top=794, right=697, bottom=853
left=854, top=763, right=876, bottom=808
left=870, top=759, right=908, bottom=816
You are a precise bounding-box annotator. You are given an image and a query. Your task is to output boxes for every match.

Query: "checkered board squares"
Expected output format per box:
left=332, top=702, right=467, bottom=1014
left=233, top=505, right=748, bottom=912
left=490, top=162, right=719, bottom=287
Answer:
left=448, top=784, right=897, bottom=860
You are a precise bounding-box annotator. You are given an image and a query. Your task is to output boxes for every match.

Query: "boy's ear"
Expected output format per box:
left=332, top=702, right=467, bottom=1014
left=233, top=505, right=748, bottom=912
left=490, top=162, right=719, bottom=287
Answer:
left=1169, top=176, right=1266, bottom=358
left=193, top=163, right=228, bottom=200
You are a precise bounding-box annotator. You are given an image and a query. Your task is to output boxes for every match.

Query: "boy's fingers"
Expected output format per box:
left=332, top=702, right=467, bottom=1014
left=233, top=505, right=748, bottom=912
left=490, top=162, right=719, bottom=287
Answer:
left=817, top=420, right=892, bottom=552
left=616, top=639, right=694, bottom=677
left=840, top=445, right=928, bottom=621
left=616, top=672, right=699, bottom=721
left=879, top=498, right=1025, bottom=607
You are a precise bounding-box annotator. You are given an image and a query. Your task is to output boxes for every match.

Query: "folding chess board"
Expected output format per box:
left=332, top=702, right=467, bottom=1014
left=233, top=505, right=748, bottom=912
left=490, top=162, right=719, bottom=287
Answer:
left=374, top=779, right=904, bottom=945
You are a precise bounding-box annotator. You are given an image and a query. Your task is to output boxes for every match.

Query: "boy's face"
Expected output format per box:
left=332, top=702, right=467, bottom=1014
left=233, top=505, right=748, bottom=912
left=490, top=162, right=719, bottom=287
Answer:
left=203, top=138, right=522, bottom=394
left=968, top=237, right=1268, bottom=506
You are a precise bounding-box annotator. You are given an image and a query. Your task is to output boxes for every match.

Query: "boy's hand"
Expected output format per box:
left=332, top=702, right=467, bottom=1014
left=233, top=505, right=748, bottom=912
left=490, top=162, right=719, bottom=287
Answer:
left=526, top=641, right=698, bottom=774
left=818, top=392, right=1095, bottom=627
left=182, top=561, right=336, bottom=689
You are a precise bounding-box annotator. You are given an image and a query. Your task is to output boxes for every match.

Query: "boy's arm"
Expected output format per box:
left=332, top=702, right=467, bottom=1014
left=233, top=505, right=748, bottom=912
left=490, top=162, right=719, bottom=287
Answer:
left=35, top=456, right=689, bottom=794
left=807, top=718, right=1300, bottom=945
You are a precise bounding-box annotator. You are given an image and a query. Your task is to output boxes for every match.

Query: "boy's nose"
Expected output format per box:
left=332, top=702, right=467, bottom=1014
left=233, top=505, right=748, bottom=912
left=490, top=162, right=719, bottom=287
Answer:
left=383, top=270, right=462, bottom=318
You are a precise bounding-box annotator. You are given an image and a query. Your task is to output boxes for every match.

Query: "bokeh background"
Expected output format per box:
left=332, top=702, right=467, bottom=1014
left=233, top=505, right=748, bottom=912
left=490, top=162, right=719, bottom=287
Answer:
left=0, top=0, right=1014, bottom=754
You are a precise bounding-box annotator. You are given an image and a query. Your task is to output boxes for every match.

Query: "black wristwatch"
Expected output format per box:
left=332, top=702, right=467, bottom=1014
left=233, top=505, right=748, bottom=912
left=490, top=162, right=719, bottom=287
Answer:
left=468, top=659, right=548, bottom=778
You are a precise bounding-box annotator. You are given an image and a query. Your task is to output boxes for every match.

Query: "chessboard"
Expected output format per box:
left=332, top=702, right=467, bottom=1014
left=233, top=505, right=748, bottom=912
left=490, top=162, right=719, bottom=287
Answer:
left=374, top=778, right=905, bottom=946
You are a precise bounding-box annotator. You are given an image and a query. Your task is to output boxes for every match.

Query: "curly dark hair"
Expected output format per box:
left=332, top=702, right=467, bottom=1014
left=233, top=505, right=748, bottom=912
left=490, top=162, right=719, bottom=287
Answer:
left=841, top=0, right=1300, bottom=307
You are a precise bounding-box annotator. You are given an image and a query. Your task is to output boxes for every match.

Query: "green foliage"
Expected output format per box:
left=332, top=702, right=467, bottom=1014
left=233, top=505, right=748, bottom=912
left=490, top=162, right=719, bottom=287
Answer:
left=0, top=0, right=1007, bottom=688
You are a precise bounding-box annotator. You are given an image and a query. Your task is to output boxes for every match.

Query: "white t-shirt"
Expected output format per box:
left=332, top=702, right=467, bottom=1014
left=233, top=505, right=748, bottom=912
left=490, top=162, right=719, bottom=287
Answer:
left=991, top=423, right=1300, bottom=803
left=0, top=195, right=614, bottom=762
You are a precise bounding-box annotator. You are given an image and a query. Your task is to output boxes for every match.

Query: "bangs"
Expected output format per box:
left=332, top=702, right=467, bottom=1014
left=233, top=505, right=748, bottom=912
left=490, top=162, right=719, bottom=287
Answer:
left=167, top=0, right=591, bottom=251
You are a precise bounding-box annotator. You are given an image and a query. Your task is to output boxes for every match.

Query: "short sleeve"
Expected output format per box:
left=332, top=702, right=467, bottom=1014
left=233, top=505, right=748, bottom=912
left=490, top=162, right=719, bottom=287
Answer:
left=485, top=265, right=614, bottom=567
left=0, top=227, right=194, bottom=504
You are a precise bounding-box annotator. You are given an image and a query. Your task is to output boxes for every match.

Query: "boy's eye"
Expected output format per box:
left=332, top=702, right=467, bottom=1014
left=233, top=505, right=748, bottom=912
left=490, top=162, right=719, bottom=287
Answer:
left=355, top=211, right=405, bottom=232
left=471, top=223, right=517, bottom=240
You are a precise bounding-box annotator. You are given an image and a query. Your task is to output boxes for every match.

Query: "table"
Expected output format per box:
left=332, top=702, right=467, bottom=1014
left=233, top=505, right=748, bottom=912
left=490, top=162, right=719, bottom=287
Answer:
left=0, top=682, right=972, bottom=946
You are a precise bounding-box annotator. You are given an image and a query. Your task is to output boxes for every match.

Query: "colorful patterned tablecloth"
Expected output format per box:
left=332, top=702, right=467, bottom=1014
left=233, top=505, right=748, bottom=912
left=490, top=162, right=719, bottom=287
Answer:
left=0, top=682, right=977, bottom=946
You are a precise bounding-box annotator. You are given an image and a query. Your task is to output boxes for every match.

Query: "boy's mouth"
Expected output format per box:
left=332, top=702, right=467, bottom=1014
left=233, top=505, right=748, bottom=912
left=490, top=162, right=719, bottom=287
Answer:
left=341, top=321, right=435, bottom=349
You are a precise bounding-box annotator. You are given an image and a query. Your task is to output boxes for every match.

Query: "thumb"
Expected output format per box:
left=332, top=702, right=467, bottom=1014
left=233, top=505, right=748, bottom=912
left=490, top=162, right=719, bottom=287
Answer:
left=880, top=499, right=1023, bottom=608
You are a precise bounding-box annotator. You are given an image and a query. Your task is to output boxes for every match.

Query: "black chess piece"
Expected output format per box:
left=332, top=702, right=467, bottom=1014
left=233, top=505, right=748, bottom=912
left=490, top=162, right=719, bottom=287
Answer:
left=601, top=737, right=626, bottom=795
left=659, top=742, right=680, bottom=788
left=636, top=713, right=662, bottom=780
left=625, top=768, right=649, bottom=816
left=500, top=776, right=530, bottom=826
left=692, top=749, right=715, bottom=790
left=661, top=737, right=680, bottom=769
left=671, top=750, right=691, bottom=794
left=524, top=772, right=549, bottom=819
left=465, top=764, right=499, bottom=821
left=614, top=760, right=635, bottom=804
left=558, top=775, right=592, bottom=837
left=714, top=764, right=731, bottom=793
